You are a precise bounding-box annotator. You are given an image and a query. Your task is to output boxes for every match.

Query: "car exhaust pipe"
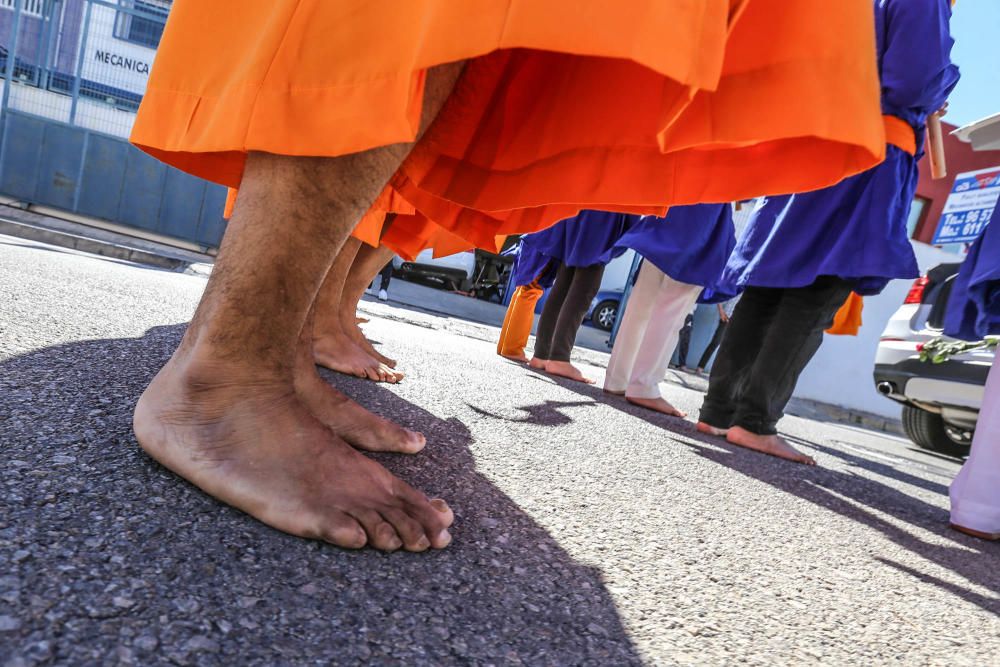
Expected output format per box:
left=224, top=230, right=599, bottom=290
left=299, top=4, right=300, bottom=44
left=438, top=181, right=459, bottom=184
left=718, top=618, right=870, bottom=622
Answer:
left=877, top=381, right=895, bottom=396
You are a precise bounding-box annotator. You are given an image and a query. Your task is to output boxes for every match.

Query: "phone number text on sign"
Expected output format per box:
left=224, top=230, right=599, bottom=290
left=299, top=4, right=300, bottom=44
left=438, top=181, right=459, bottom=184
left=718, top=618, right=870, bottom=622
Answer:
left=932, top=167, right=1000, bottom=245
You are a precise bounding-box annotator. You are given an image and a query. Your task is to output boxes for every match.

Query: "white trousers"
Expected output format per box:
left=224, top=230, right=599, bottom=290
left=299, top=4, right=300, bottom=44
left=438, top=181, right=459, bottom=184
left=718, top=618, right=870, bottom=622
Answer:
left=950, top=361, right=1000, bottom=534
left=605, top=262, right=701, bottom=399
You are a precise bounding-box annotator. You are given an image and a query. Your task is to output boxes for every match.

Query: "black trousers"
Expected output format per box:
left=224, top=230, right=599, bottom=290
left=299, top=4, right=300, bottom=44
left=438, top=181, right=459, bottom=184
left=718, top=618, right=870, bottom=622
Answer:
left=675, top=313, right=694, bottom=367
left=697, top=319, right=728, bottom=369
left=378, top=261, right=393, bottom=291
left=533, top=262, right=605, bottom=362
left=699, top=276, right=853, bottom=435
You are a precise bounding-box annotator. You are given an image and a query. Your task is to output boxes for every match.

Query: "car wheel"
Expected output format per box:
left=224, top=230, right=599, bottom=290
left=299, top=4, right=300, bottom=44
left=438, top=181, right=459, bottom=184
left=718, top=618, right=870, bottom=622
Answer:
left=901, top=405, right=972, bottom=457
left=591, top=300, right=619, bottom=331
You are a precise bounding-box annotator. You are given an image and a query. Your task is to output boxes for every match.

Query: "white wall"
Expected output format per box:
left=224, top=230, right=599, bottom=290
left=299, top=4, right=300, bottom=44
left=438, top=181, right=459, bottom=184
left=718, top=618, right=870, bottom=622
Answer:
left=600, top=249, right=635, bottom=291
left=793, top=242, right=964, bottom=418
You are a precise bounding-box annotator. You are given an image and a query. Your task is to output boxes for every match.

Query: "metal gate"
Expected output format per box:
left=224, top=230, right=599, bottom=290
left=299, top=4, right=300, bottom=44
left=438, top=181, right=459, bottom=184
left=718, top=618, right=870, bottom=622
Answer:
left=0, top=0, right=226, bottom=250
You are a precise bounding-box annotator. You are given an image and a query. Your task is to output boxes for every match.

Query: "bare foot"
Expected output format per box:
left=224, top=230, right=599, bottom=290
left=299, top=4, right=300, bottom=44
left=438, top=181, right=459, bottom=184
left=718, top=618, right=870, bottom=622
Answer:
left=603, top=388, right=626, bottom=396
left=544, top=360, right=596, bottom=385
left=726, top=426, right=816, bottom=465
left=343, top=318, right=399, bottom=370
left=500, top=352, right=529, bottom=363
left=295, top=365, right=426, bottom=454
left=528, top=357, right=548, bottom=371
left=134, top=360, right=452, bottom=551
left=314, top=332, right=403, bottom=383
left=950, top=524, right=1000, bottom=541
left=626, top=395, right=686, bottom=417
left=696, top=421, right=729, bottom=437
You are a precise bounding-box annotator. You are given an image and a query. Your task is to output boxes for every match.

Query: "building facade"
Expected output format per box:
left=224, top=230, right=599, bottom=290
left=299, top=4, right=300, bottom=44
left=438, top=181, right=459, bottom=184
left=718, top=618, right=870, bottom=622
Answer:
left=0, top=0, right=226, bottom=251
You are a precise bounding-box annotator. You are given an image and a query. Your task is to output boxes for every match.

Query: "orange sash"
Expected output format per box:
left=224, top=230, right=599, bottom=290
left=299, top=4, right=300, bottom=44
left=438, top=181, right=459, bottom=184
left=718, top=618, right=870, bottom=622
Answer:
left=826, top=292, right=864, bottom=336
left=883, top=115, right=916, bottom=156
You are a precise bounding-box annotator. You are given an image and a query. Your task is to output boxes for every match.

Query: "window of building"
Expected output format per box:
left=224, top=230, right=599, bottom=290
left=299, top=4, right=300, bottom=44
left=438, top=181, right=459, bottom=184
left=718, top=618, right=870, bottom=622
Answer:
left=114, top=0, right=171, bottom=49
left=907, top=196, right=929, bottom=239
left=0, top=0, right=45, bottom=18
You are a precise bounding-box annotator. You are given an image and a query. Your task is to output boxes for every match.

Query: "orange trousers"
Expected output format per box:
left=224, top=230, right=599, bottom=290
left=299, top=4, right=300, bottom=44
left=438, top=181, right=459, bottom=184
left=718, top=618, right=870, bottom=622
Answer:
left=497, top=283, right=544, bottom=358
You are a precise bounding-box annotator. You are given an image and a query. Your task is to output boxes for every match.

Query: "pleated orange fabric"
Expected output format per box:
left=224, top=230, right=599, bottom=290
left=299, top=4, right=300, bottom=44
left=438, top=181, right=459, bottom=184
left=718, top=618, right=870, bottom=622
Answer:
left=131, top=0, right=885, bottom=260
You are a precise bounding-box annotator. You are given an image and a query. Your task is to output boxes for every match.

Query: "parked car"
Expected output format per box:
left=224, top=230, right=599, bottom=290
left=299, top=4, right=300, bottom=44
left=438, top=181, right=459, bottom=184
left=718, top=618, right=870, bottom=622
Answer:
left=393, top=249, right=476, bottom=291
left=588, top=289, right=623, bottom=331
left=873, top=262, right=993, bottom=456
left=533, top=287, right=623, bottom=330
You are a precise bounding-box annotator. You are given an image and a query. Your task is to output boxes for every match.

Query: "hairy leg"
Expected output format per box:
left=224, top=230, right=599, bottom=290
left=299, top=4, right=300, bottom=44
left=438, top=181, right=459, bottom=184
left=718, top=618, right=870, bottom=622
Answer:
left=339, top=241, right=400, bottom=370
left=134, top=61, right=465, bottom=551
left=313, top=238, right=402, bottom=383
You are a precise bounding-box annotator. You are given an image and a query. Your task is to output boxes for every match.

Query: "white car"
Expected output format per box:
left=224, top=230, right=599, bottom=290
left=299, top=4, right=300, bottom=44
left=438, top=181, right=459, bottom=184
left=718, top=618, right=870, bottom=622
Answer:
left=873, top=263, right=993, bottom=456
left=392, top=249, right=477, bottom=291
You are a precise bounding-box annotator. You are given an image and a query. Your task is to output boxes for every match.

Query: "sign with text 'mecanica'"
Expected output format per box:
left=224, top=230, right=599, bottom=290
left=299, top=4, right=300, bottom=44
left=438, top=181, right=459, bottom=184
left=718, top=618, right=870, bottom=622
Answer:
left=932, top=166, right=1000, bottom=245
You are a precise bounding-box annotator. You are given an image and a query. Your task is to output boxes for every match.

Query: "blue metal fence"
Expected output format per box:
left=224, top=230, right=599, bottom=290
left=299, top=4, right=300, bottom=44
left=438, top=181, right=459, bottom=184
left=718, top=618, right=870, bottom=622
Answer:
left=0, top=0, right=227, bottom=250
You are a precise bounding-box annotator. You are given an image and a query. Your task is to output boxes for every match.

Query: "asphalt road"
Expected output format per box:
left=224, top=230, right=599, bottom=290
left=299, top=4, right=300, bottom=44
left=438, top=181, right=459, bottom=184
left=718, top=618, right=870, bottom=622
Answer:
left=1, top=234, right=998, bottom=666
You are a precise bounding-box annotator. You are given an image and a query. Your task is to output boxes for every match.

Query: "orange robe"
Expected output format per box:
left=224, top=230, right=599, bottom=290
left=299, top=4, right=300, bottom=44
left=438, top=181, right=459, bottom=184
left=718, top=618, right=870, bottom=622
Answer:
left=132, top=1, right=885, bottom=260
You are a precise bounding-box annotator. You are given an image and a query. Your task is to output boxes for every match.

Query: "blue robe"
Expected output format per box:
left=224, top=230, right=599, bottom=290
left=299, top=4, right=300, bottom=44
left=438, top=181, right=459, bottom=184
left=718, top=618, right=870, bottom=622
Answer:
left=715, top=0, right=960, bottom=300
left=602, top=204, right=735, bottom=294
left=512, top=210, right=638, bottom=288
left=944, top=208, right=1000, bottom=340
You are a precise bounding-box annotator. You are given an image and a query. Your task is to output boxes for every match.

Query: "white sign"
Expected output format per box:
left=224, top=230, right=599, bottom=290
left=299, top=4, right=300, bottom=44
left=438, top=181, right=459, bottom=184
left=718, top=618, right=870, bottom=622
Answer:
left=932, top=166, right=1000, bottom=244
left=78, top=5, right=157, bottom=97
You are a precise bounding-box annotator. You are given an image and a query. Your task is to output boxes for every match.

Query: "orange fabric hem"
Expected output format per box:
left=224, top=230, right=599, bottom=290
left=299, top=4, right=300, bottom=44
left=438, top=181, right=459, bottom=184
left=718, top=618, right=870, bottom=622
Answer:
left=133, top=0, right=884, bottom=259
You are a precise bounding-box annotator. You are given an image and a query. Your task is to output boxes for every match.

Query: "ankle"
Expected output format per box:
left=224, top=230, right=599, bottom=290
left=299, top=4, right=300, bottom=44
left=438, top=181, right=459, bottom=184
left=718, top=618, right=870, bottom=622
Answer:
left=167, top=348, right=293, bottom=390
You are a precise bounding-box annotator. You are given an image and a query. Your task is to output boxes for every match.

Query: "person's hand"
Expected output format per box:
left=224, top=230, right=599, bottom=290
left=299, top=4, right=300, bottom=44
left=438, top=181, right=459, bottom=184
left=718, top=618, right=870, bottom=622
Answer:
left=935, top=101, right=949, bottom=119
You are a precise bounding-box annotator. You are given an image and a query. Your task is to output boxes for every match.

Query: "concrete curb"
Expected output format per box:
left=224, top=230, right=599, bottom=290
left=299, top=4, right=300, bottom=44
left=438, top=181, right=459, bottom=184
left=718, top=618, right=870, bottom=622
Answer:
left=0, top=218, right=189, bottom=270
left=0, top=205, right=215, bottom=271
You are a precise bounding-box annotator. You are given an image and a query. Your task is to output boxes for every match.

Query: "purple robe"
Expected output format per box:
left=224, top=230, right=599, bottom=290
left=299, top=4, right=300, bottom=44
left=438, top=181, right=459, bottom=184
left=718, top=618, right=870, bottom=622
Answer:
left=602, top=204, right=735, bottom=293
left=716, top=0, right=960, bottom=299
left=944, top=207, right=1000, bottom=340
left=512, top=210, right=638, bottom=288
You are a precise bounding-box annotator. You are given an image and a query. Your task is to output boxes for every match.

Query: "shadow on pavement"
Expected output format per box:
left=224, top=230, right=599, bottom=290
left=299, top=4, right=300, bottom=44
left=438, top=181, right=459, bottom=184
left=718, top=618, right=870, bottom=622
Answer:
left=500, top=375, right=1000, bottom=617
left=468, top=399, right=596, bottom=426
left=0, top=324, right=643, bottom=665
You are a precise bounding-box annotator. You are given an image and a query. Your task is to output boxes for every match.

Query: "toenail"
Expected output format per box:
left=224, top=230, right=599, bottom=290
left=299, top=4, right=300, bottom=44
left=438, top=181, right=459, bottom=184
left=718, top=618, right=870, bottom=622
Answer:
left=415, top=535, right=430, bottom=550
left=430, top=498, right=450, bottom=513
left=435, top=530, right=452, bottom=547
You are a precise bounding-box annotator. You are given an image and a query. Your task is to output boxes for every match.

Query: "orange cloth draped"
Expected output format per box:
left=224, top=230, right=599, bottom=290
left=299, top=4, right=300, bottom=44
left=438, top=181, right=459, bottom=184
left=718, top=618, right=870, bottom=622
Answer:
left=132, top=1, right=885, bottom=260
left=827, top=293, right=865, bottom=336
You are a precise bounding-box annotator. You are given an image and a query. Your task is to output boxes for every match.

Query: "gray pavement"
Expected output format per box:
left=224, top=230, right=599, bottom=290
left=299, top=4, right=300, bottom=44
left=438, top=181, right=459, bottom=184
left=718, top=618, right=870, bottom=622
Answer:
left=1, top=234, right=998, bottom=666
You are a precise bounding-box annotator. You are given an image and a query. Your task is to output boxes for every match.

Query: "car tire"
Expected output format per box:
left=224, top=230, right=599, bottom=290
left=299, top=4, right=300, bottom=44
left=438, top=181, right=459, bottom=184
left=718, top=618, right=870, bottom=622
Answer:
left=901, top=405, right=971, bottom=457
left=591, top=300, right=619, bottom=331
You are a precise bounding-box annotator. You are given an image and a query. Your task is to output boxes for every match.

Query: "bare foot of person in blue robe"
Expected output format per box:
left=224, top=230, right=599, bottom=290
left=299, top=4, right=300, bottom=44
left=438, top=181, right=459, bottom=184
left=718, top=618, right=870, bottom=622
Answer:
left=726, top=426, right=816, bottom=465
